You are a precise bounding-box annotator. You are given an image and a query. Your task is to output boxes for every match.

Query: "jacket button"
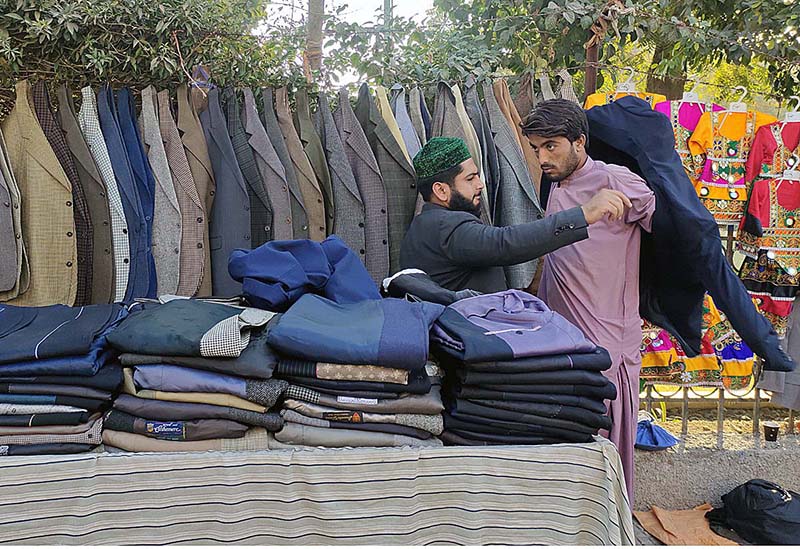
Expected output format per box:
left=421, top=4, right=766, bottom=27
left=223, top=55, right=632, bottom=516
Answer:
left=197, top=242, right=203, bottom=249
left=264, top=226, right=270, bottom=232
left=2, top=202, right=8, bottom=207
left=569, top=223, right=575, bottom=229
left=359, top=249, right=365, bottom=254
left=381, top=208, right=386, bottom=214
left=554, top=230, right=560, bottom=236
left=67, top=231, right=73, bottom=237
left=122, top=228, right=128, bottom=234
left=105, top=249, right=111, bottom=254
left=245, top=235, right=251, bottom=241
left=100, top=192, right=105, bottom=198
left=174, top=248, right=179, bottom=254
left=303, top=225, right=308, bottom=231
left=15, top=233, right=20, bottom=239
left=66, top=261, right=73, bottom=267
left=103, top=221, right=109, bottom=226
left=382, top=239, right=387, bottom=245
left=319, top=226, right=324, bottom=232
left=410, top=183, right=416, bottom=188
left=358, top=222, right=364, bottom=228
left=197, top=217, right=203, bottom=223
left=66, top=201, right=72, bottom=207
left=210, top=190, right=215, bottom=196
left=146, top=216, right=152, bottom=222
left=317, top=198, right=322, bottom=204
left=176, top=223, right=181, bottom=228
left=123, top=258, right=129, bottom=264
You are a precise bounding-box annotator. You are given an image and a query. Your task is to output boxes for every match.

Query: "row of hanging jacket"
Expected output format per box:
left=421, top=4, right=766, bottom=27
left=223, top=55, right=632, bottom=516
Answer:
left=0, top=73, right=570, bottom=306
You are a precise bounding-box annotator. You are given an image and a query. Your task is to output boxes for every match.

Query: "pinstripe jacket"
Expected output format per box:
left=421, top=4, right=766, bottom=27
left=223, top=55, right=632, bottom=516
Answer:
left=261, top=88, right=308, bottom=240
left=1, top=80, right=76, bottom=306
left=157, top=90, right=206, bottom=297
left=333, top=88, right=389, bottom=283
left=139, top=86, right=182, bottom=296
left=354, top=83, right=416, bottom=274
left=314, top=93, right=366, bottom=264
left=482, top=79, right=543, bottom=289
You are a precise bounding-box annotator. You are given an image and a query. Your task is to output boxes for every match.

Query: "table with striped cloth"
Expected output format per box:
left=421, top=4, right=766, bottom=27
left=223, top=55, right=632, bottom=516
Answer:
left=0, top=438, right=633, bottom=545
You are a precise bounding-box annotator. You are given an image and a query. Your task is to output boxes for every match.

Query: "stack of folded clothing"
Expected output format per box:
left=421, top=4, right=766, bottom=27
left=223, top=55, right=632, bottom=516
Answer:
left=0, top=303, right=127, bottom=455
left=266, top=293, right=446, bottom=448
left=431, top=290, right=616, bottom=446
left=104, top=298, right=287, bottom=452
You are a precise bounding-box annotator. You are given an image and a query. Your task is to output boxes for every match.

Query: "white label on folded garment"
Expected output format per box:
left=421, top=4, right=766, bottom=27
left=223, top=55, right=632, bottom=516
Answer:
left=337, top=397, right=378, bottom=405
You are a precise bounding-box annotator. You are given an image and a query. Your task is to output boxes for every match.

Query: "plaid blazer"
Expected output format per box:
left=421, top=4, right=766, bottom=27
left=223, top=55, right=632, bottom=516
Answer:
left=296, top=89, right=335, bottom=235
left=56, top=85, right=115, bottom=304
left=157, top=89, right=206, bottom=297
left=242, top=88, right=293, bottom=241
left=139, top=86, right=182, bottom=296
left=494, top=79, right=543, bottom=196
left=275, top=87, right=326, bottom=242
left=201, top=88, right=251, bottom=296
left=177, top=84, right=213, bottom=296
left=389, top=84, right=421, bottom=159
left=0, top=129, right=27, bottom=301
left=1, top=80, right=77, bottom=306
left=315, top=93, right=366, bottom=264
left=333, top=87, right=389, bottom=282
left=261, top=87, right=308, bottom=239
left=354, top=83, right=416, bottom=274
left=77, top=87, right=130, bottom=302
left=97, top=84, right=151, bottom=301
left=31, top=82, right=93, bottom=305
left=223, top=87, right=274, bottom=248
left=483, top=79, right=543, bottom=289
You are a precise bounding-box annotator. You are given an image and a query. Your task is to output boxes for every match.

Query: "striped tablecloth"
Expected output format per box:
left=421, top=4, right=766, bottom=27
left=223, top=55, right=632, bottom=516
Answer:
left=0, top=438, right=633, bottom=545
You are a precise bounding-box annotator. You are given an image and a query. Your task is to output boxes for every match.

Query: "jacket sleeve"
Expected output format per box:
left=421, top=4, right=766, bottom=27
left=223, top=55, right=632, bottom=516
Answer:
left=440, top=207, right=588, bottom=267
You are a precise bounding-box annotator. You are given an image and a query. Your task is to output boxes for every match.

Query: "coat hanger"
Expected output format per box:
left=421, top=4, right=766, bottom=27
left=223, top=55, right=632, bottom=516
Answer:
left=615, top=66, right=638, bottom=94
left=783, top=95, right=800, bottom=123
left=727, top=85, right=748, bottom=113
left=680, top=81, right=702, bottom=104
left=783, top=154, right=800, bottom=182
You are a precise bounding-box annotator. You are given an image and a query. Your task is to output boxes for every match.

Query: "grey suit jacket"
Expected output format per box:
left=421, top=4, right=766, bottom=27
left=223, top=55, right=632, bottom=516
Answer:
left=242, top=88, right=293, bottom=241
left=333, top=88, right=389, bottom=283
left=295, top=90, right=335, bottom=235
left=0, top=130, right=24, bottom=298
left=400, top=202, right=588, bottom=293
left=464, top=76, right=500, bottom=219
left=389, top=85, right=421, bottom=159
left=201, top=88, right=251, bottom=296
left=56, top=85, right=114, bottom=304
left=354, top=83, right=416, bottom=274
left=408, top=87, right=428, bottom=146
left=139, top=86, right=182, bottom=296
left=261, top=88, right=308, bottom=239
left=314, top=94, right=366, bottom=263
left=482, top=79, right=544, bottom=289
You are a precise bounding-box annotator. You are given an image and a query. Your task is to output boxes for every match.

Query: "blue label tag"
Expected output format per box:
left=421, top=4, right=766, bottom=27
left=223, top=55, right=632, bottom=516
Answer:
left=145, top=421, right=186, bottom=440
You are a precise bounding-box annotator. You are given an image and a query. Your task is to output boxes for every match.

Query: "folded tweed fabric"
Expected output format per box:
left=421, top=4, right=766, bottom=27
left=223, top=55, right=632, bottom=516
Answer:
left=284, top=384, right=444, bottom=415
left=0, top=414, right=102, bottom=445
left=283, top=398, right=444, bottom=435
left=281, top=409, right=433, bottom=440
left=275, top=360, right=410, bottom=384
left=102, top=427, right=282, bottom=452
left=273, top=422, right=443, bottom=448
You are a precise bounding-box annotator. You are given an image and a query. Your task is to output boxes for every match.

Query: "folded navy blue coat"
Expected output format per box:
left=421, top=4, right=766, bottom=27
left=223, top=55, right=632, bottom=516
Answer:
left=454, top=348, right=612, bottom=373
left=228, top=236, right=381, bottom=311
left=267, top=294, right=444, bottom=370
left=0, top=304, right=125, bottom=365
left=586, top=96, right=792, bottom=372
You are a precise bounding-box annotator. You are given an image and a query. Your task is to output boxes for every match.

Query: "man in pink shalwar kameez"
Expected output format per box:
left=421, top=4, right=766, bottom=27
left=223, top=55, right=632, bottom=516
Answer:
left=522, top=100, right=656, bottom=503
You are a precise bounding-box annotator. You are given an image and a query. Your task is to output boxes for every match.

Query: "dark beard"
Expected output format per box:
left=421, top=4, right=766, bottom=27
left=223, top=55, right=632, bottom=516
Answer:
left=448, top=189, right=481, bottom=217
left=546, top=147, right=581, bottom=182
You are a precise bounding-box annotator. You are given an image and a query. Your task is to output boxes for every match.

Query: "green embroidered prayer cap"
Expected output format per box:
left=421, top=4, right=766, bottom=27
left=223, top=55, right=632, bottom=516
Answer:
left=413, top=137, right=472, bottom=180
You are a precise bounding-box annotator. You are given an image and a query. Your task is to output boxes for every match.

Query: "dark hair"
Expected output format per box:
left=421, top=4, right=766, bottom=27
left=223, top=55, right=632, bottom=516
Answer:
left=418, top=163, right=464, bottom=201
left=520, top=98, right=589, bottom=145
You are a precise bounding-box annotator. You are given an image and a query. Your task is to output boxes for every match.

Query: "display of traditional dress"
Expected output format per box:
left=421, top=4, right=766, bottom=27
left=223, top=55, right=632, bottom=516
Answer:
left=584, top=91, right=667, bottom=110
left=654, top=100, right=724, bottom=179
left=688, top=110, right=777, bottom=224
left=745, top=121, right=800, bottom=182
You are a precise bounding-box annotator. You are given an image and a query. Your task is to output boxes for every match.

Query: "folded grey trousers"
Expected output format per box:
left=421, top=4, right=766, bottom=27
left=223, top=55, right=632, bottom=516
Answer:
left=274, top=422, right=443, bottom=448
left=284, top=384, right=444, bottom=415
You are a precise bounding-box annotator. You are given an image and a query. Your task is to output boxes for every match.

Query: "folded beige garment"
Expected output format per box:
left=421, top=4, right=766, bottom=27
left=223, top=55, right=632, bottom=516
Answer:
left=102, top=427, right=287, bottom=452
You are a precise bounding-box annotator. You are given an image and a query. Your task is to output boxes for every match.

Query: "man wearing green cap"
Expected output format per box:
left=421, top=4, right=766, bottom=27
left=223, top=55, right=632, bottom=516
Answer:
left=400, top=136, right=632, bottom=293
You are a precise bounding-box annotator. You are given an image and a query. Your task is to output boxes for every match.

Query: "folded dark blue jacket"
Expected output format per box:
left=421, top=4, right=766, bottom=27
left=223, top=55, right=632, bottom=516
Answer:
left=0, top=304, right=125, bottom=365
left=229, top=235, right=381, bottom=311
left=267, top=294, right=444, bottom=370
left=586, top=96, right=792, bottom=372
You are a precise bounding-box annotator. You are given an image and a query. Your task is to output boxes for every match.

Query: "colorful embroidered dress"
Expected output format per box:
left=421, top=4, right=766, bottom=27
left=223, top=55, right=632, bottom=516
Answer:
left=653, top=101, right=724, bottom=180
left=745, top=122, right=800, bottom=182
left=688, top=110, right=777, bottom=224
left=584, top=91, right=667, bottom=110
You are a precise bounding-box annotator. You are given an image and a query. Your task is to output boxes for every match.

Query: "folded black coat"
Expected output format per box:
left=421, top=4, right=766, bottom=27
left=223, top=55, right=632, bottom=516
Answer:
left=457, top=347, right=612, bottom=373
left=0, top=412, right=90, bottom=427
left=381, top=270, right=480, bottom=305
left=455, top=368, right=610, bottom=387
left=0, top=395, right=107, bottom=412
left=451, top=399, right=603, bottom=434
left=0, top=443, right=96, bottom=455
left=440, top=429, right=566, bottom=446
left=477, top=381, right=617, bottom=400
left=443, top=412, right=594, bottom=443
left=586, top=96, right=792, bottom=372
left=311, top=387, right=401, bottom=399
left=467, top=399, right=610, bottom=431
left=0, top=383, right=111, bottom=401
left=0, top=365, right=123, bottom=392
left=451, top=385, right=607, bottom=414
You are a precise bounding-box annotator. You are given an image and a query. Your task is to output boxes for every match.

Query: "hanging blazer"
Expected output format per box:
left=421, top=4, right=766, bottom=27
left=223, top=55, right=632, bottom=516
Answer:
left=56, top=85, right=114, bottom=305
left=177, top=84, right=214, bottom=296
left=139, top=86, right=182, bottom=296
left=157, top=89, right=206, bottom=297
left=0, top=129, right=27, bottom=301
left=408, top=87, right=428, bottom=146
left=295, top=89, right=335, bottom=235
left=389, top=84, right=422, bottom=159
left=97, top=84, right=150, bottom=301
left=314, top=93, right=366, bottom=263
left=201, top=88, right=251, bottom=297
left=242, top=88, right=293, bottom=241
left=223, top=87, right=274, bottom=247
left=333, top=87, right=390, bottom=283
left=1, top=80, right=77, bottom=306
left=464, top=76, right=501, bottom=217
left=482, top=79, right=542, bottom=290
left=31, top=82, right=93, bottom=305
left=355, top=83, right=417, bottom=274
left=276, top=87, right=326, bottom=242
left=261, top=87, right=309, bottom=239
left=586, top=96, right=794, bottom=373
left=117, top=87, right=157, bottom=298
